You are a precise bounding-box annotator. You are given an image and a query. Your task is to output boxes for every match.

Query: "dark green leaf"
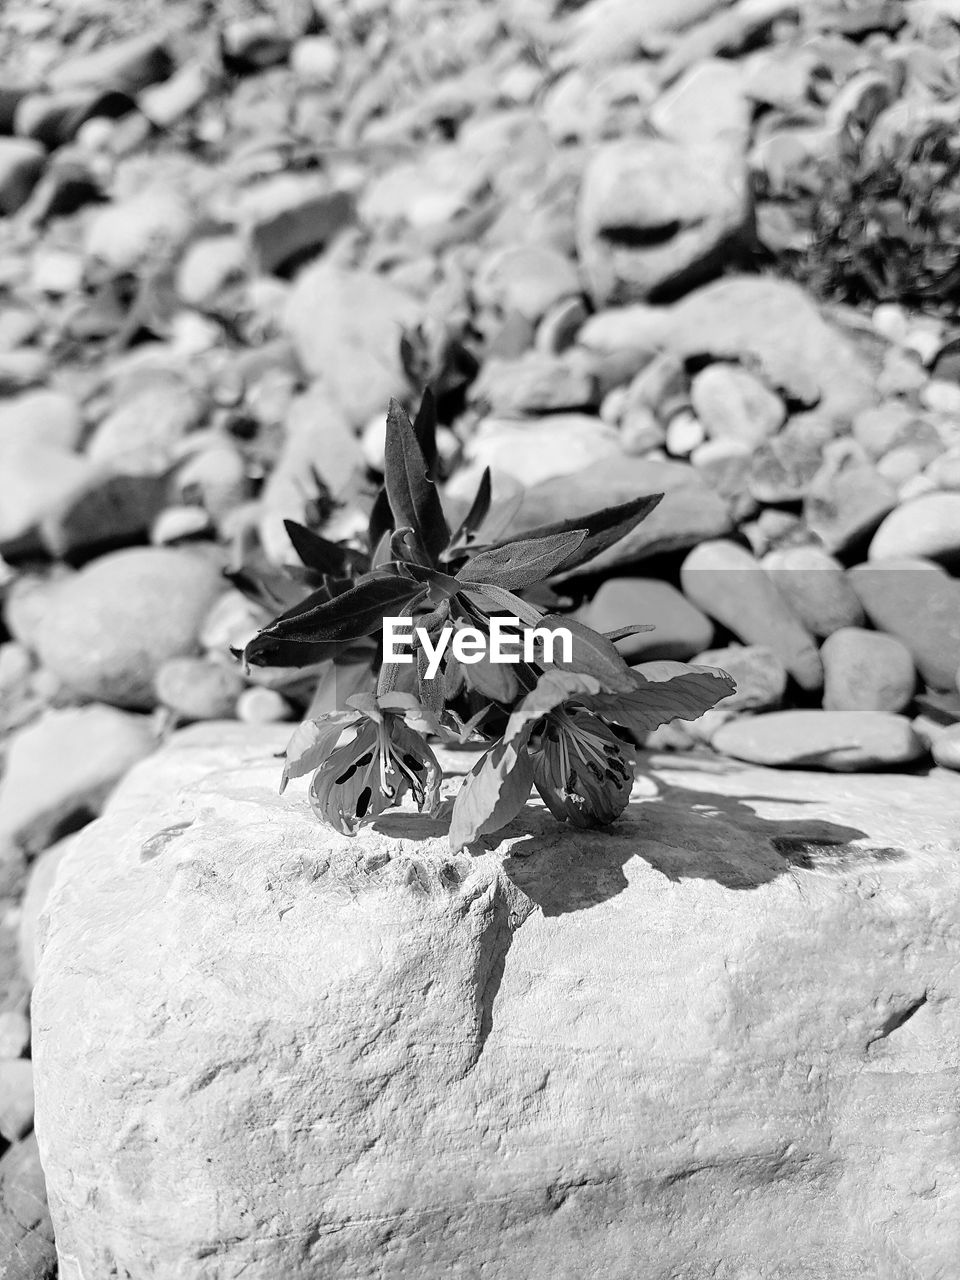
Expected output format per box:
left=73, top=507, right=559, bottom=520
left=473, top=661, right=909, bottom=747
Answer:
left=283, top=521, right=359, bottom=577
left=460, top=585, right=545, bottom=628
left=368, top=486, right=393, bottom=553
left=457, top=529, right=587, bottom=590
left=485, top=493, right=664, bottom=576
left=242, top=633, right=341, bottom=669
left=248, top=573, right=427, bottom=648
left=384, top=397, right=450, bottom=565
left=411, top=385, right=439, bottom=474
left=603, top=625, right=656, bottom=641
left=447, top=467, right=492, bottom=552
left=448, top=739, right=535, bottom=851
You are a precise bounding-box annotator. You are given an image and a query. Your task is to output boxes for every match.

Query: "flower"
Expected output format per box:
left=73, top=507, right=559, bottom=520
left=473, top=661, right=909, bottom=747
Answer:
left=528, top=706, right=634, bottom=829
left=305, top=700, right=441, bottom=835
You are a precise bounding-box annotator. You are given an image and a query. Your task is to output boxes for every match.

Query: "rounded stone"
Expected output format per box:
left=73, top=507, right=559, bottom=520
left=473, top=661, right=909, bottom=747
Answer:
left=34, top=548, right=227, bottom=709
left=155, top=657, right=244, bottom=722
left=586, top=577, right=713, bottom=663
left=236, top=687, right=292, bottom=723
left=931, top=724, right=960, bottom=771
left=712, top=709, right=925, bottom=771
left=821, top=628, right=916, bottom=713
left=762, top=544, right=865, bottom=638
left=849, top=557, right=960, bottom=690
left=690, top=363, right=786, bottom=448
left=692, top=644, right=787, bottom=711
left=868, top=493, right=960, bottom=564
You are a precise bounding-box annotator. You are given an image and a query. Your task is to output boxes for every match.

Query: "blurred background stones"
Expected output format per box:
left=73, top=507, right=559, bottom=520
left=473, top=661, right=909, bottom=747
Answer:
left=3, top=0, right=960, bottom=1270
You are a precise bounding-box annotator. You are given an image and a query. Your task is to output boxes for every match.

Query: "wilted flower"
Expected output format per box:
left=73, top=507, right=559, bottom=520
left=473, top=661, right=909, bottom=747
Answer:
left=528, top=706, right=634, bottom=828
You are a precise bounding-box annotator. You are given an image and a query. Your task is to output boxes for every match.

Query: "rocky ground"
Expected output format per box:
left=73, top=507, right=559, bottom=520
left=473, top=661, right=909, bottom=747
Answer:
left=2, top=0, right=960, bottom=1271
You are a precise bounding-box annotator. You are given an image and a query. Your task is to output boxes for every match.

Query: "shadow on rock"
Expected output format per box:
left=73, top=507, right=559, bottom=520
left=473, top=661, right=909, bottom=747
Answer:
left=497, top=756, right=905, bottom=916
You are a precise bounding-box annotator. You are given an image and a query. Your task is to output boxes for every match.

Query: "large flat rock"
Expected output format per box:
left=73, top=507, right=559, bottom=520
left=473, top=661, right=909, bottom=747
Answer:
left=33, top=724, right=960, bottom=1279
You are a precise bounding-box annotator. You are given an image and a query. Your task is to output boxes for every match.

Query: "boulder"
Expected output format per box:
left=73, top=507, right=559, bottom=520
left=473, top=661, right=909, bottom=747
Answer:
left=33, top=724, right=960, bottom=1278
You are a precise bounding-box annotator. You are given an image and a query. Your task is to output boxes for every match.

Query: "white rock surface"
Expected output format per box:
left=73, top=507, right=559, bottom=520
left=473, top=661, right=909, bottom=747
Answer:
left=33, top=724, right=960, bottom=1279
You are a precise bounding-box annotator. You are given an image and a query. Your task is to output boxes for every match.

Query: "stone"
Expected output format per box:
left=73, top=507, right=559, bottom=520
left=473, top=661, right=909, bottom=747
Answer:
left=681, top=540, right=823, bottom=691
left=290, top=36, right=339, bottom=82
left=689, top=438, right=755, bottom=517
left=585, top=578, right=713, bottom=662
left=664, top=277, right=876, bottom=425
left=459, top=415, right=622, bottom=490
left=761, top=545, right=865, bottom=638
left=236, top=687, right=292, bottom=723
left=473, top=245, right=581, bottom=324
left=619, top=404, right=666, bottom=455
left=877, top=442, right=942, bottom=488
left=34, top=548, right=226, bottom=710
left=468, top=352, right=596, bottom=417
left=663, top=410, right=703, bottom=458
left=0, top=391, right=83, bottom=453
left=19, top=836, right=74, bottom=987
left=821, top=628, right=917, bottom=714
left=47, top=33, right=172, bottom=95
left=577, top=137, right=751, bottom=304
left=0, top=1009, right=31, bottom=1059
left=849, top=557, right=960, bottom=690
left=509, top=455, right=732, bottom=570
left=0, top=350, right=49, bottom=393
left=200, top=590, right=271, bottom=659
left=222, top=17, right=292, bottom=70
left=0, top=138, right=45, bottom=215
left=712, top=710, right=925, bottom=771
left=247, top=188, right=355, bottom=277
left=84, top=187, right=195, bottom=273
left=692, top=644, right=787, bottom=712
left=155, top=658, right=244, bottom=722
left=931, top=723, right=960, bottom=771
left=174, top=442, right=249, bottom=521
left=40, top=471, right=170, bottom=558
left=32, top=723, right=960, bottom=1277
left=0, top=1132, right=57, bottom=1279
left=869, top=493, right=960, bottom=564
left=650, top=59, right=749, bottom=145
left=562, top=0, right=728, bottom=65
left=852, top=402, right=934, bottom=459
left=921, top=379, right=960, bottom=416
left=0, top=706, right=156, bottom=860
left=748, top=414, right=835, bottom=504
left=690, top=363, right=786, bottom=448
left=0, top=443, right=95, bottom=556
left=0, top=1060, right=34, bottom=1142
left=804, top=442, right=898, bottom=556
left=284, top=262, right=420, bottom=428
left=85, top=371, right=202, bottom=474
left=150, top=506, right=211, bottom=545
left=622, top=352, right=685, bottom=418
left=175, top=235, right=247, bottom=309
left=138, top=61, right=220, bottom=130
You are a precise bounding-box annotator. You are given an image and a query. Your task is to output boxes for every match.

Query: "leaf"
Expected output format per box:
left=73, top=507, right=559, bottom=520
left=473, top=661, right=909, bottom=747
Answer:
left=384, top=397, right=450, bottom=565
left=248, top=573, right=427, bottom=648
left=526, top=616, right=637, bottom=692
left=283, top=521, right=358, bottom=577
left=242, top=633, right=342, bottom=669
left=460, top=585, right=545, bottom=628
left=484, top=494, right=664, bottom=576
left=368, top=486, right=393, bottom=554
left=448, top=739, right=535, bottom=852
left=376, top=691, right=444, bottom=737
left=457, top=529, right=587, bottom=591
left=603, top=625, right=656, bottom=641
left=447, top=467, right=492, bottom=552
left=411, top=385, right=439, bottom=474
left=280, top=713, right=359, bottom=792
left=587, top=662, right=736, bottom=737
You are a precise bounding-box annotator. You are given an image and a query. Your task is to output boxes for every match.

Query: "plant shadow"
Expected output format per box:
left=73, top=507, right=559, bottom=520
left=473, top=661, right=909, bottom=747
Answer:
left=496, top=755, right=907, bottom=917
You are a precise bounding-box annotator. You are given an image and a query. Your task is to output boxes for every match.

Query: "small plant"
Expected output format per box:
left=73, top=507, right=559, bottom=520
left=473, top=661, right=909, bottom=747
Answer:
left=783, top=121, right=960, bottom=312
left=243, top=392, right=735, bottom=851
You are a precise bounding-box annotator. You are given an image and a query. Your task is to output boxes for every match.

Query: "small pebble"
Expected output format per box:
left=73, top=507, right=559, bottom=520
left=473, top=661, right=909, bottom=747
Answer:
left=0, top=1009, right=30, bottom=1058
left=236, top=687, right=292, bottom=723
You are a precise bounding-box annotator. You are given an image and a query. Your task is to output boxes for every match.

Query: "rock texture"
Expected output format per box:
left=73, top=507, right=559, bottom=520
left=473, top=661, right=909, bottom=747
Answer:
left=33, top=725, right=960, bottom=1279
